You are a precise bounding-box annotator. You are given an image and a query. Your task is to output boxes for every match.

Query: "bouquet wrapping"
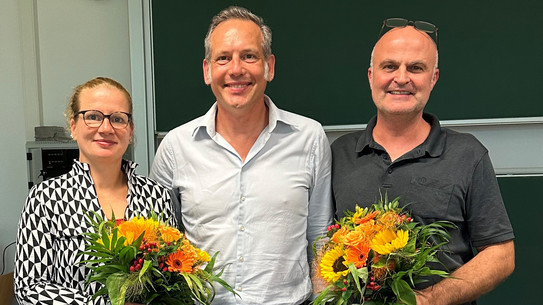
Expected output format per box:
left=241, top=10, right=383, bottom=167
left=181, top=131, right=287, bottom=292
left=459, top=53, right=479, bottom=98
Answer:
left=80, top=211, right=235, bottom=305
left=312, top=197, right=453, bottom=305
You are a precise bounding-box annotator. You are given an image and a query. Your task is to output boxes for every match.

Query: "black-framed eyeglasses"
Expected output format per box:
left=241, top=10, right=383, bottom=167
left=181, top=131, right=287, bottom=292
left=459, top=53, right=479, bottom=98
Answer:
left=378, top=18, right=439, bottom=48
left=75, top=110, right=132, bottom=129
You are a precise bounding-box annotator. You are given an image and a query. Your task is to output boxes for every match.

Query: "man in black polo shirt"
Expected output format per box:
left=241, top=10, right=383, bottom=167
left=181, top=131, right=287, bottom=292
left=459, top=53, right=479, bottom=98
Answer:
left=331, top=19, right=514, bottom=305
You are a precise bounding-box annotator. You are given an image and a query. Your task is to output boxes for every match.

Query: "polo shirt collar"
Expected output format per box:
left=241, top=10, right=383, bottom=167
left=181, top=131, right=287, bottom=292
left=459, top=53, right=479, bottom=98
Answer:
left=355, top=116, right=377, bottom=153
left=421, top=113, right=446, bottom=157
left=355, top=112, right=445, bottom=158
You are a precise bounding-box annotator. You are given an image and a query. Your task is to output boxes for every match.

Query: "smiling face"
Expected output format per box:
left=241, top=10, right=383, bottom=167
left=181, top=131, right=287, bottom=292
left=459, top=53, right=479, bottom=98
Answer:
left=203, top=19, right=275, bottom=115
left=70, top=84, right=133, bottom=165
left=368, top=26, right=439, bottom=118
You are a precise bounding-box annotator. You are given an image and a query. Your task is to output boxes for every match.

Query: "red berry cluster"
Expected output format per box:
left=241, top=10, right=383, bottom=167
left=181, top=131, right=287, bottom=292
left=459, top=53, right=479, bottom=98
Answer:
left=139, top=240, right=159, bottom=253
left=130, top=256, right=144, bottom=272
left=129, top=239, right=163, bottom=273
left=157, top=256, right=168, bottom=272
left=366, top=276, right=380, bottom=291
left=401, top=214, right=413, bottom=222
left=327, top=224, right=340, bottom=232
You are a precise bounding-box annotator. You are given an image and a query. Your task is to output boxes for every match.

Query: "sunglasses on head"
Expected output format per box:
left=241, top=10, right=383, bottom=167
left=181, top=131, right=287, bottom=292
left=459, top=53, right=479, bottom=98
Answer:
left=378, top=18, right=439, bottom=48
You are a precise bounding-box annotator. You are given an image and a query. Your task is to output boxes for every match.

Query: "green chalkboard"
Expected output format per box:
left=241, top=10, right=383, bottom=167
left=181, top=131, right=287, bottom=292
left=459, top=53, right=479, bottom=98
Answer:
left=152, top=0, right=543, bottom=131
left=479, top=176, right=541, bottom=305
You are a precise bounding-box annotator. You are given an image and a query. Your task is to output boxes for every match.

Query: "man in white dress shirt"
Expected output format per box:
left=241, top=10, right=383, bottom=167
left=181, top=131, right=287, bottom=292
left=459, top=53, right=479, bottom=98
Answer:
left=150, top=6, right=334, bottom=305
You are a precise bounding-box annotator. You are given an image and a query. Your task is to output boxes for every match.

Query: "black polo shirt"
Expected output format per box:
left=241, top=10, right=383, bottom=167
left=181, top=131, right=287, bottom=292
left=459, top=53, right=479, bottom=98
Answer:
left=331, top=113, right=514, bottom=295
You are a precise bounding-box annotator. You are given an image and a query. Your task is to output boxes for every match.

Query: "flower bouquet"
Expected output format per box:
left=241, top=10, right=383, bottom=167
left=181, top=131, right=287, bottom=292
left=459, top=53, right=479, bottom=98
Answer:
left=312, top=197, right=453, bottom=305
left=80, top=211, right=236, bottom=305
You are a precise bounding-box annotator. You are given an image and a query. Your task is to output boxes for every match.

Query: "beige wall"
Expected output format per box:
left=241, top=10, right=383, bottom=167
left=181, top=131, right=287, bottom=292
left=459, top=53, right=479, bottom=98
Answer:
left=0, top=0, right=131, bottom=287
left=0, top=2, right=28, bottom=294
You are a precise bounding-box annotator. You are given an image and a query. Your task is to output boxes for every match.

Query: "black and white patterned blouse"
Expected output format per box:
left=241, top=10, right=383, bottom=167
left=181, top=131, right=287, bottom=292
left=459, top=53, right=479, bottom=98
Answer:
left=14, top=160, right=177, bottom=305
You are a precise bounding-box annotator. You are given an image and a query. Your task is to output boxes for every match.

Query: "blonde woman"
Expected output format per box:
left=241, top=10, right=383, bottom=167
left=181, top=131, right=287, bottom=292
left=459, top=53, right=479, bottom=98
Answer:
left=14, top=77, right=177, bottom=305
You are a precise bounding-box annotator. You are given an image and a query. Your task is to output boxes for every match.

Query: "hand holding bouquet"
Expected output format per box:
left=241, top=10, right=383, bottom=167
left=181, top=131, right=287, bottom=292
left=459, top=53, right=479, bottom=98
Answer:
left=312, top=197, right=453, bottom=305
left=80, top=211, right=235, bottom=305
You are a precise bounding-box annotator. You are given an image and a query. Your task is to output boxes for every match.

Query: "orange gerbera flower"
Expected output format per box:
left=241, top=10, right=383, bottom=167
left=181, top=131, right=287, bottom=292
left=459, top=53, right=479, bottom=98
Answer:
left=159, top=225, right=183, bottom=243
left=344, top=243, right=370, bottom=268
left=166, top=249, right=196, bottom=273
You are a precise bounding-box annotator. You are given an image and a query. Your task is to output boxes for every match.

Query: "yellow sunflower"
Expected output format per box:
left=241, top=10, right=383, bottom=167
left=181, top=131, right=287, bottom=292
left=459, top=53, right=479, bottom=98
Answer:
left=319, top=245, right=349, bottom=283
left=370, top=229, right=409, bottom=255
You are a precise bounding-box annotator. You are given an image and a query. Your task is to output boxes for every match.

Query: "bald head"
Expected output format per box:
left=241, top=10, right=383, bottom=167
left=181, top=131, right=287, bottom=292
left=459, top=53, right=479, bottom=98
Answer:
left=370, top=26, right=438, bottom=70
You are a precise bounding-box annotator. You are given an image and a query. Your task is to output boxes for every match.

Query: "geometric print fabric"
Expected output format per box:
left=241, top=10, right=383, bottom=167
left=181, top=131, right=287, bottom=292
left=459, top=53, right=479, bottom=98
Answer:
left=15, top=160, right=177, bottom=305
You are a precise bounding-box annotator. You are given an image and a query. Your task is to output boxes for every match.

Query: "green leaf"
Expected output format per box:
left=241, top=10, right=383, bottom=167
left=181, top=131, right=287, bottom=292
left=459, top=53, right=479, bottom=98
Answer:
left=372, top=255, right=388, bottom=268
left=189, top=273, right=205, bottom=297
left=113, top=236, right=127, bottom=255
left=110, top=228, right=118, bottom=251
left=181, top=272, right=206, bottom=304
left=139, top=260, right=152, bottom=280
left=118, top=245, right=137, bottom=264
left=312, top=285, right=335, bottom=305
left=204, top=252, right=217, bottom=273
left=106, top=272, right=129, bottom=305
left=355, top=268, right=369, bottom=297
left=391, top=278, right=416, bottom=305
left=132, top=231, right=145, bottom=248
left=100, top=228, right=110, bottom=250
left=403, top=235, right=417, bottom=253
left=348, top=263, right=363, bottom=294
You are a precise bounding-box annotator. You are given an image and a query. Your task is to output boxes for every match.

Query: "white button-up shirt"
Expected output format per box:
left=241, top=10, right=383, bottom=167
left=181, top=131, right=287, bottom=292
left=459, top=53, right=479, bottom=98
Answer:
left=150, top=97, right=333, bottom=305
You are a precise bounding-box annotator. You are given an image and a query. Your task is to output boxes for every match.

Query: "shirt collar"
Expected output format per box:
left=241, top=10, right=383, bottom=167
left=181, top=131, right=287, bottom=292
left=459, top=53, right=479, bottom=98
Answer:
left=421, top=113, right=446, bottom=157
left=191, top=95, right=299, bottom=138
left=72, top=159, right=138, bottom=180
left=355, top=112, right=445, bottom=158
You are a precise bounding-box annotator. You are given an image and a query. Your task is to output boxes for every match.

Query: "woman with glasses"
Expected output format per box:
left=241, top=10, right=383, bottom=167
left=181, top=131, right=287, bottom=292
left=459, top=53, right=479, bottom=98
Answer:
left=14, top=77, right=177, bottom=305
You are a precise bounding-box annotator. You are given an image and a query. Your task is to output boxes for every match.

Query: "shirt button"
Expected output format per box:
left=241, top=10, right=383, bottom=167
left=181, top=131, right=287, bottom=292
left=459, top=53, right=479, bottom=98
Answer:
left=239, top=256, right=244, bottom=262
left=240, top=226, right=245, bottom=231
left=387, top=169, right=393, bottom=174
left=240, top=196, right=246, bottom=202
left=236, top=286, right=242, bottom=292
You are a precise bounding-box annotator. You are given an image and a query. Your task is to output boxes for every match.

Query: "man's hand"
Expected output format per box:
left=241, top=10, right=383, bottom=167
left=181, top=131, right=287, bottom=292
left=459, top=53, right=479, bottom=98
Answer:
left=415, top=240, right=514, bottom=305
